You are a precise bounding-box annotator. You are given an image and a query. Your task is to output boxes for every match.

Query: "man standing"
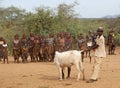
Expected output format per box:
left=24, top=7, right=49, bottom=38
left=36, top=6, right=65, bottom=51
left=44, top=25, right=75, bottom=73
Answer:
left=0, top=37, right=4, bottom=61
left=87, top=27, right=106, bottom=83
left=2, top=39, right=8, bottom=64
left=77, top=33, right=86, bottom=62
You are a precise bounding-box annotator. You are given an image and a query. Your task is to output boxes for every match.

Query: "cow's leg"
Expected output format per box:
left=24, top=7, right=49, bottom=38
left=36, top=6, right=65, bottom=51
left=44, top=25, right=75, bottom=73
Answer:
left=59, top=67, right=63, bottom=80
left=62, top=68, right=65, bottom=79
left=66, top=67, right=71, bottom=79
left=79, top=61, right=85, bottom=80
left=75, top=62, right=81, bottom=81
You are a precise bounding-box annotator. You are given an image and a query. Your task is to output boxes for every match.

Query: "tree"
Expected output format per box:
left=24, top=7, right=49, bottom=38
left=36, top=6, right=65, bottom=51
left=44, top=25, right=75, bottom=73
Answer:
left=23, top=7, right=55, bottom=35
left=56, top=2, right=78, bottom=31
left=0, top=6, right=26, bottom=29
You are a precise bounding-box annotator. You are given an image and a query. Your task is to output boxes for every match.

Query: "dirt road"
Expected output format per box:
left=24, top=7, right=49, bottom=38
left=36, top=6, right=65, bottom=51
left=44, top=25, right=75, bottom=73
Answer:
left=0, top=47, right=120, bottom=88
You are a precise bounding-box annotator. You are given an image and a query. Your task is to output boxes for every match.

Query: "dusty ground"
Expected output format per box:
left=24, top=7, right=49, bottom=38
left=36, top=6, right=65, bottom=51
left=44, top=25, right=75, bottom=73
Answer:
left=0, top=47, right=120, bottom=88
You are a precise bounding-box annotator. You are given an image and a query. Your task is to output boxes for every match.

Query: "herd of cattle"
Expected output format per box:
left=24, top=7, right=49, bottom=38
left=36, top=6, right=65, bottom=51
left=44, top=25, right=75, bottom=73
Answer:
left=0, top=29, right=116, bottom=64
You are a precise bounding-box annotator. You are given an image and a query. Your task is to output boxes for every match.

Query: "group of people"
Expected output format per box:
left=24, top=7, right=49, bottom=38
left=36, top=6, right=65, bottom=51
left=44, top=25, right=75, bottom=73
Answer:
left=12, top=33, right=55, bottom=63
left=11, top=32, right=75, bottom=63
left=0, top=26, right=117, bottom=83
left=0, top=27, right=116, bottom=64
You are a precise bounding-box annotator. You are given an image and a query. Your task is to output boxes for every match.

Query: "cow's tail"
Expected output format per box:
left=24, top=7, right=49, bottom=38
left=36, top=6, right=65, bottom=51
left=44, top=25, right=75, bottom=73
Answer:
left=79, top=60, right=85, bottom=80
left=79, top=60, right=84, bottom=71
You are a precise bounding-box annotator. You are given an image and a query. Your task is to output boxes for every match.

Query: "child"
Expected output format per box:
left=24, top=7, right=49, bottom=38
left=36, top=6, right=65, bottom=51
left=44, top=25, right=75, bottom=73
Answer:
left=2, top=40, right=8, bottom=64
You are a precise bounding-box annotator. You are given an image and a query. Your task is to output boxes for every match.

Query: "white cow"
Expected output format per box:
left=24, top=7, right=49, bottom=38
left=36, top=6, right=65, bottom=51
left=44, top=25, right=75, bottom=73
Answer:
left=54, top=50, right=85, bottom=81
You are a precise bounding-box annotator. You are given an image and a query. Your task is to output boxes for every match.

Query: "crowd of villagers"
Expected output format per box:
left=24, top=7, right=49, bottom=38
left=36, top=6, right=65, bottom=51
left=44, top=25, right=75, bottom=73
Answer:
left=0, top=29, right=116, bottom=64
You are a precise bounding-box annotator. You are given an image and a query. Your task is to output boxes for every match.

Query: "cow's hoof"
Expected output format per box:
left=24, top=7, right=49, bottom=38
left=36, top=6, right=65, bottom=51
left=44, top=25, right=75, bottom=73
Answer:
left=66, top=76, right=70, bottom=79
left=59, top=78, right=63, bottom=81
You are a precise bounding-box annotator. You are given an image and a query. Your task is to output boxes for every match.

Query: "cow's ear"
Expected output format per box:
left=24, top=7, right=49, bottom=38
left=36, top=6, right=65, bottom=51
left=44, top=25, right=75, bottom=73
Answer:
left=55, top=51, right=59, bottom=55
